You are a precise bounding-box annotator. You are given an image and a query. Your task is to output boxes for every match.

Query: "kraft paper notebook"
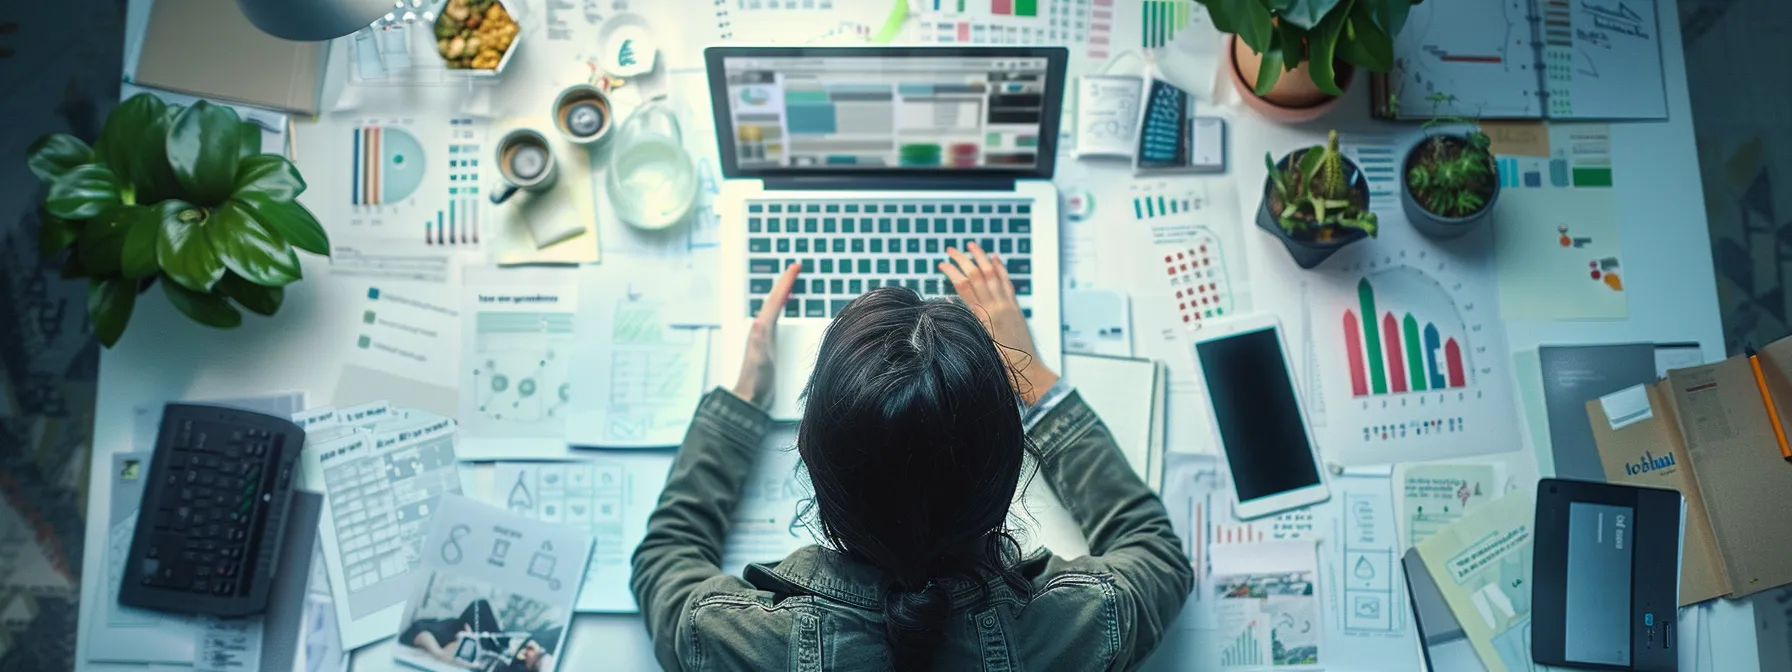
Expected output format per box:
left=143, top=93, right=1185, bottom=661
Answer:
left=134, top=0, right=327, bottom=116
left=1587, top=336, right=1792, bottom=601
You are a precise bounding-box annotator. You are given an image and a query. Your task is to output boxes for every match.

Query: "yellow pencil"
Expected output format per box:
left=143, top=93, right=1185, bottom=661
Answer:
left=1745, top=346, right=1792, bottom=462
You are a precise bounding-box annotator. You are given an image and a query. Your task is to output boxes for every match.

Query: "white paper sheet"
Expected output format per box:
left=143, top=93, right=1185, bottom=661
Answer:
left=1494, top=185, right=1628, bottom=321
left=1211, top=540, right=1323, bottom=666
left=485, top=456, right=676, bottom=612
left=299, top=415, right=468, bottom=649
left=458, top=268, right=581, bottom=460
left=564, top=262, right=713, bottom=448
left=1395, top=463, right=1501, bottom=550
left=1072, top=75, right=1143, bottom=159
left=720, top=423, right=818, bottom=577
left=344, top=282, right=462, bottom=393
left=1063, top=289, right=1135, bottom=357
left=392, top=495, right=591, bottom=672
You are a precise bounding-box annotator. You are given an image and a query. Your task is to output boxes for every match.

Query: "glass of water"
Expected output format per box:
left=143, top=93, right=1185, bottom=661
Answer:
left=605, top=99, right=696, bottom=230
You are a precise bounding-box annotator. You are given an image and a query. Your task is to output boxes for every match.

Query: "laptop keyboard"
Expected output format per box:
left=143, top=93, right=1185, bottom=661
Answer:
left=744, top=198, right=1036, bottom=319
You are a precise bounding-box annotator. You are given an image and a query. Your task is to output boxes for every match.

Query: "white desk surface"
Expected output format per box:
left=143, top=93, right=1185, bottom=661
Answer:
left=84, top=0, right=1758, bottom=670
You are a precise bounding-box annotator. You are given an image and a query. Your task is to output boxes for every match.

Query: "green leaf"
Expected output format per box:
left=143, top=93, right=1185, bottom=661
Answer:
left=1253, top=31, right=1287, bottom=95
left=237, top=121, right=263, bottom=160
left=1298, top=146, right=1324, bottom=185
left=233, top=155, right=307, bottom=202
left=156, top=200, right=226, bottom=292
left=95, top=94, right=169, bottom=196
left=236, top=195, right=329, bottom=256
left=219, top=273, right=284, bottom=315
left=162, top=279, right=242, bottom=329
left=207, top=199, right=301, bottom=286
left=46, top=164, right=123, bottom=220
left=123, top=201, right=179, bottom=279
left=1263, top=0, right=1298, bottom=10
left=78, top=206, right=138, bottom=275
left=27, top=133, right=95, bottom=184
left=1306, top=0, right=1352, bottom=95
left=1276, top=19, right=1309, bottom=70
left=1336, top=0, right=1393, bottom=71
left=88, top=277, right=138, bottom=347
left=1208, top=0, right=1274, bottom=53
left=1279, top=0, right=1343, bottom=30
left=1365, top=0, right=1410, bottom=38
left=166, top=101, right=243, bottom=206
left=38, top=208, right=80, bottom=259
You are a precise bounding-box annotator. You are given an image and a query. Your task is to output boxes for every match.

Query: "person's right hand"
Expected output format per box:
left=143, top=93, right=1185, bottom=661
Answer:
left=939, top=242, right=1059, bottom=405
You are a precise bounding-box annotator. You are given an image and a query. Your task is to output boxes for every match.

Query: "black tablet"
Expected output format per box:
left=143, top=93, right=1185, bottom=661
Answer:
left=1532, top=478, right=1684, bottom=671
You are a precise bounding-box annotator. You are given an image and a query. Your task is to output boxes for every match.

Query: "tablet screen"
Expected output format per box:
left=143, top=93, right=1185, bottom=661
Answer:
left=1565, top=501, right=1634, bottom=666
left=1197, top=327, right=1321, bottom=501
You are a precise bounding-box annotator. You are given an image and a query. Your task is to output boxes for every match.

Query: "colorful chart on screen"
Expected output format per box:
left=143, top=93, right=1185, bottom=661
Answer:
left=1304, top=249, right=1521, bottom=466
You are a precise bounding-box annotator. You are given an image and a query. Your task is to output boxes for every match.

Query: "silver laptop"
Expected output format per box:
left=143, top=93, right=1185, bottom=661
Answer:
left=708, top=46, right=1068, bottom=420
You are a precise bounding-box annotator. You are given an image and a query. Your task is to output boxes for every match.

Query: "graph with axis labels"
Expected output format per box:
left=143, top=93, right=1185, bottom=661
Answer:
left=465, top=311, right=575, bottom=438
left=313, top=116, right=486, bottom=249
left=1304, top=249, right=1520, bottom=465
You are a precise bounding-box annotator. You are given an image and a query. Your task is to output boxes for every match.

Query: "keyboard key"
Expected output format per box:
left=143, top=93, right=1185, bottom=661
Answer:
left=850, top=279, right=863, bottom=293
left=878, top=219, right=893, bottom=233
left=801, top=259, right=815, bottom=273
left=871, top=239, right=883, bottom=253
left=805, top=204, right=822, bottom=213
left=796, top=239, right=810, bottom=253
left=789, top=278, right=805, bottom=295
left=861, top=218, right=877, bottom=232
left=805, top=300, right=826, bottom=317
left=972, top=219, right=986, bottom=233
left=749, top=299, right=764, bottom=316
left=840, top=257, right=852, bottom=271
left=906, top=239, right=921, bottom=253
left=877, top=259, right=891, bottom=273
left=952, top=218, right=966, bottom=233
left=925, top=279, right=940, bottom=294
left=998, top=204, right=1013, bottom=214
left=777, top=239, right=790, bottom=253
left=852, top=239, right=865, bottom=253
left=785, top=301, right=800, bottom=318
left=897, top=219, right=910, bottom=233
left=750, top=258, right=779, bottom=273
left=1022, top=308, right=1033, bottom=319
left=820, top=259, right=834, bottom=273
left=830, top=279, right=844, bottom=294
left=1018, top=239, right=1031, bottom=254
left=831, top=299, right=852, bottom=316
left=868, top=279, right=882, bottom=289
left=926, top=239, right=940, bottom=253
left=810, top=278, right=825, bottom=293
left=904, top=279, right=920, bottom=292
left=1013, top=279, right=1032, bottom=295
left=749, top=204, right=764, bottom=213
left=842, top=219, right=856, bottom=234
left=845, top=204, right=860, bottom=213
left=768, top=219, right=782, bottom=233
left=768, top=204, right=783, bottom=213
left=1006, top=258, right=1032, bottom=274
left=895, top=259, right=909, bottom=274
left=1008, top=218, right=1031, bottom=233
left=978, top=204, right=994, bottom=214
left=804, top=218, right=819, bottom=233
left=858, top=259, right=872, bottom=273
left=749, top=218, right=762, bottom=232
left=750, top=238, right=771, bottom=253
left=814, top=237, right=826, bottom=251
left=921, top=204, right=937, bottom=214
left=826, top=204, right=840, bottom=213
left=888, top=237, right=902, bottom=253
left=1017, top=204, right=1032, bottom=214
left=832, top=239, right=846, bottom=253
left=823, top=218, right=837, bottom=233
left=882, top=204, right=898, bottom=213
left=982, top=238, right=996, bottom=251
left=998, top=238, right=1012, bottom=254
left=902, top=204, right=917, bottom=213
left=989, top=219, right=1003, bottom=234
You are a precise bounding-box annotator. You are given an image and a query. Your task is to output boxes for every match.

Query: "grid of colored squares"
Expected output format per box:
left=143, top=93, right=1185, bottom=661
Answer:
left=1342, top=278, right=1467, bottom=397
left=1165, top=243, right=1228, bottom=325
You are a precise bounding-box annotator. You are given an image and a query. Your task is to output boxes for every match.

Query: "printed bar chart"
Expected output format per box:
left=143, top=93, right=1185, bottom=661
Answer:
left=1344, top=278, right=1467, bottom=398
left=1221, top=621, right=1265, bottom=667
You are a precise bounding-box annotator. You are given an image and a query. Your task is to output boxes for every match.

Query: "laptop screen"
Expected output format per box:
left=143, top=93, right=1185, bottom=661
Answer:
left=706, top=47, right=1067, bottom=180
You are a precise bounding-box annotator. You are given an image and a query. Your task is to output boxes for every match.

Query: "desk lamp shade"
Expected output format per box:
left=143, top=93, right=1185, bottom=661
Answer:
left=236, top=0, right=392, bottom=41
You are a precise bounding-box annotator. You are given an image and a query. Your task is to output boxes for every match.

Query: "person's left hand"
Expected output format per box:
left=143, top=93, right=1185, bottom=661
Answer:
left=732, top=262, right=802, bottom=409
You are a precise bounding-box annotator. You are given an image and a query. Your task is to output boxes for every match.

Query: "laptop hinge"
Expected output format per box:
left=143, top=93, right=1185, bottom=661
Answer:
left=762, top=176, right=1018, bottom=192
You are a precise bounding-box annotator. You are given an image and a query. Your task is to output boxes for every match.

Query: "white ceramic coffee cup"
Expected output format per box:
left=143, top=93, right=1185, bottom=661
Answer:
left=491, top=128, right=558, bottom=204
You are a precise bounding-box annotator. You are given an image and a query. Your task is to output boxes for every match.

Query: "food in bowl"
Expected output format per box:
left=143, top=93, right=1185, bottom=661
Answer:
left=434, top=0, right=519, bottom=71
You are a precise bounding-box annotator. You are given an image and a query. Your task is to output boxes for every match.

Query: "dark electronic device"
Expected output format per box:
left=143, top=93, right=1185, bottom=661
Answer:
left=1135, top=78, right=1190, bottom=170
left=119, top=403, right=306, bottom=617
left=1533, top=478, right=1684, bottom=671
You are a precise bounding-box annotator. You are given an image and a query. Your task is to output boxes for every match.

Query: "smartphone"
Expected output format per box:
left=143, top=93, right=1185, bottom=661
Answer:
left=1191, top=315, right=1330, bottom=520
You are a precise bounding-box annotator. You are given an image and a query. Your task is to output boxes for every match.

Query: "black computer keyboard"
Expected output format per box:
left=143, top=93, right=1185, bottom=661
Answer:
left=118, top=404, right=305, bottom=617
left=744, top=198, right=1036, bottom=319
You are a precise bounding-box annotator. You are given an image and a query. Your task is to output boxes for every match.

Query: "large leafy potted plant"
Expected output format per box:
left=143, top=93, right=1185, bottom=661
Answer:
left=1201, top=0, right=1410, bottom=123
left=1260, top=130, right=1379, bottom=269
left=27, top=93, right=329, bottom=347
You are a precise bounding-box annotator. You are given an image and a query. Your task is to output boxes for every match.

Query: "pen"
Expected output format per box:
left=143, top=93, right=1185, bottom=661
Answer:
left=1744, top=345, right=1792, bottom=461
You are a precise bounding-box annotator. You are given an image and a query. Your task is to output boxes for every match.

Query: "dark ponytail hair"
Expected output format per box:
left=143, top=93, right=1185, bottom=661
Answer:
left=797, top=287, right=1034, bottom=670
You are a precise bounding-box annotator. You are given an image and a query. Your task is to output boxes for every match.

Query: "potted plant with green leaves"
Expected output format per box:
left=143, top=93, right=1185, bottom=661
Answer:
left=1402, top=108, right=1500, bottom=239
left=1201, top=0, right=1411, bottom=123
left=27, top=93, right=329, bottom=347
left=1260, top=130, right=1379, bottom=269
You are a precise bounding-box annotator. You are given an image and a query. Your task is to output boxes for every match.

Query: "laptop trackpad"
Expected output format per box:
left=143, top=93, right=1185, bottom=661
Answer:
left=769, top=323, right=827, bottom=421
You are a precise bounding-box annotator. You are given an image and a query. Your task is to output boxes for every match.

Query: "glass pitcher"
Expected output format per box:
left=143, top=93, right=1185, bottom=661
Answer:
left=605, top=98, right=697, bottom=230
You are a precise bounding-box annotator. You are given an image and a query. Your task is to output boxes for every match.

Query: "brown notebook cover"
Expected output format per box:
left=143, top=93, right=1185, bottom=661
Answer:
left=133, top=0, right=325, bottom=116
left=1589, top=384, right=1731, bottom=605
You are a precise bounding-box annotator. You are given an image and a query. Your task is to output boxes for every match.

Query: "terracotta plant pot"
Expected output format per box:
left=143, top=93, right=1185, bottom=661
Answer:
left=1257, top=150, right=1372, bottom=269
left=1401, top=133, right=1501, bottom=240
left=1227, top=35, right=1355, bottom=124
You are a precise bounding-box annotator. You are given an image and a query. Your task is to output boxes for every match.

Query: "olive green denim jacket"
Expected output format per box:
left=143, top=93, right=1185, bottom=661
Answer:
left=630, top=385, right=1194, bottom=671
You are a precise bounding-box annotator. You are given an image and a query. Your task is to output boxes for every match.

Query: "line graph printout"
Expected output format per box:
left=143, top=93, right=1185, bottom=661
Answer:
left=488, top=457, right=674, bottom=612
left=1388, top=0, right=1539, bottom=118
left=565, top=262, right=713, bottom=449
left=458, top=270, right=579, bottom=460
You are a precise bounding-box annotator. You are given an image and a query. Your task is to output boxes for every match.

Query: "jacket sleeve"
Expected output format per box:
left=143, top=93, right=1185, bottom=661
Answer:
left=631, top=388, right=773, bottom=670
left=1029, top=388, right=1194, bottom=670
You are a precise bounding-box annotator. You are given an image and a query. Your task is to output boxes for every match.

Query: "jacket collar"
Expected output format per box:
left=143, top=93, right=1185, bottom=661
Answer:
left=744, top=545, right=1054, bottom=611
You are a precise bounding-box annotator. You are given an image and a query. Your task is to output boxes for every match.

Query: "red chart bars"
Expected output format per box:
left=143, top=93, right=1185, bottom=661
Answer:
left=1342, top=278, right=1467, bottom=397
